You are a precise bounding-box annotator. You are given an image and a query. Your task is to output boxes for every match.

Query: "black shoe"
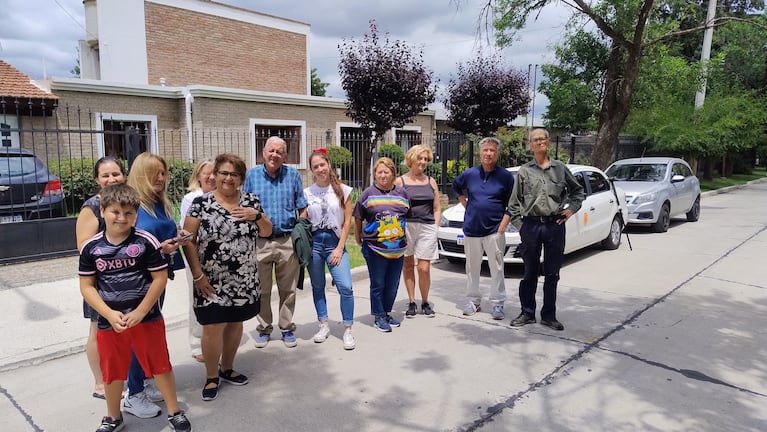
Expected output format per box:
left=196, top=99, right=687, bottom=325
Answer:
left=510, top=312, right=536, bottom=327
left=540, top=318, right=565, bottom=331
left=421, top=302, right=435, bottom=317
left=219, top=368, right=249, bottom=385
left=168, top=410, right=192, bottom=432
left=201, top=377, right=219, bottom=401
left=95, top=416, right=124, bottom=432
left=405, top=302, right=418, bottom=318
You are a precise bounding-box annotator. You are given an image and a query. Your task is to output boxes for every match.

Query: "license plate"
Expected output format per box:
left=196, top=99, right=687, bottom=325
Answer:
left=456, top=234, right=464, bottom=245
left=0, top=214, right=23, bottom=224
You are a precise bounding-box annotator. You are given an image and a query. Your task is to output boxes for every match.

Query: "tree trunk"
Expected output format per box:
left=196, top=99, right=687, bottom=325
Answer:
left=591, top=41, right=642, bottom=170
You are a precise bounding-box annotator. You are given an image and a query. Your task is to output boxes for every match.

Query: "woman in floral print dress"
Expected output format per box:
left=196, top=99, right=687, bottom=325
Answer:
left=182, top=153, right=272, bottom=402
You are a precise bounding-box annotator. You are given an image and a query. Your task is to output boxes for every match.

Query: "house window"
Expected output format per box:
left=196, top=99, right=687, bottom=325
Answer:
left=96, top=113, right=157, bottom=168
left=103, top=120, right=150, bottom=167
left=394, top=128, right=422, bottom=153
left=250, top=119, right=306, bottom=168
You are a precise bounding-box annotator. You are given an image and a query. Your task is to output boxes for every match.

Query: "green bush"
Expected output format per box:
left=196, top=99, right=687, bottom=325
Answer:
left=166, top=159, right=194, bottom=204
left=425, top=162, right=441, bottom=178
left=327, top=146, right=353, bottom=168
left=48, top=158, right=100, bottom=211
left=378, top=143, right=404, bottom=165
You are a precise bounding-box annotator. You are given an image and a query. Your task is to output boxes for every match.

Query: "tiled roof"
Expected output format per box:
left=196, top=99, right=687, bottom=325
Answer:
left=0, top=60, right=58, bottom=99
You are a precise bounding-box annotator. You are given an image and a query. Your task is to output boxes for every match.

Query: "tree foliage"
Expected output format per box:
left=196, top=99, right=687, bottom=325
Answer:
left=310, top=67, right=329, bottom=96
left=338, top=21, right=436, bottom=186
left=486, top=0, right=763, bottom=169
left=539, top=31, right=609, bottom=133
left=338, top=21, right=436, bottom=143
left=444, top=53, right=530, bottom=136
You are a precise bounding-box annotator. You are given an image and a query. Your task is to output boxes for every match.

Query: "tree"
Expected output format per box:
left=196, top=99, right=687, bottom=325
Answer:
left=539, top=30, right=609, bottom=133
left=486, top=0, right=760, bottom=169
left=338, top=21, right=437, bottom=186
left=70, top=47, right=80, bottom=78
left=310, top=67, right=329, bottom=96
left=444, top=53, right=529, bottom=136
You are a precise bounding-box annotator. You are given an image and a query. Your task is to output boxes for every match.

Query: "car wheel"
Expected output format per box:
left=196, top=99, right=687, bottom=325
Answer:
left=601, top=215, right=622, bottom=250
left=652, top=203, right=670, bottom=233
left=686, top=196, right=700, bottom=222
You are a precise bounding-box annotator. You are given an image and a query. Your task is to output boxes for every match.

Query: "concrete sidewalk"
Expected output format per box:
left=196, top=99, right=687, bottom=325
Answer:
left=1, top=181, right=766, bottom=431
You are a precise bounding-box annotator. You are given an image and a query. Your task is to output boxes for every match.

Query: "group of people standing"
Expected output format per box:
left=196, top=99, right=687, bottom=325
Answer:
left=76, top=136, right=443, bottom=432
left=76, top=128, right=582, bottom=432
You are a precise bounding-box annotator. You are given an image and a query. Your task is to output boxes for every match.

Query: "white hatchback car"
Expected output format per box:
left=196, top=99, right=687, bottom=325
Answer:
left=437, top=164, right=628, bottom=264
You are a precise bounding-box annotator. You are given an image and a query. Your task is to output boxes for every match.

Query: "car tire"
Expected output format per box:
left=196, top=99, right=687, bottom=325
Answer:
left=601, top=215, right=622, bottom=250
left=686, top=196, right=700, bottom=222
left=652, top=203, right=670, bottom=233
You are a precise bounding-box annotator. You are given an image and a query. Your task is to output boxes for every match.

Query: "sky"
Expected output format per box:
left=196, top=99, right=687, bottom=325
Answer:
left=0, top=0, right=572, bottom=122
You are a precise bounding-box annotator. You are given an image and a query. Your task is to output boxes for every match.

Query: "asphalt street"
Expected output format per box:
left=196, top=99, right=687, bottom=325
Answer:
left=0, top=180, right=765, bottom=431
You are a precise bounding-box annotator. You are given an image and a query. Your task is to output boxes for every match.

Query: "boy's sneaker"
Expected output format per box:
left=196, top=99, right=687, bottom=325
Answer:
left=405, top=302, right=418, bottom=318
left=462, top=302, right=480, bottom=316
left=342, top=330, right=356, bottom=350
left=491, top=305, right=505, bottom=320
left=95, top=415, right=124, bottom=432
left=313, top=324, right=331, bottom=343
left=254, top=333, right=270, bottom=348
left=168, top=410, right=192, bottom=432
left=282, top=331, right=297, bottom=348
left=386, top=314, right=401, bottom=327
left=122, top=392, right=161, bottom=418
left=143, top=379, right=163, bottom=402
left=374, top=316, right=392, bottom=333
left=421, top=302, right=435, bottom=317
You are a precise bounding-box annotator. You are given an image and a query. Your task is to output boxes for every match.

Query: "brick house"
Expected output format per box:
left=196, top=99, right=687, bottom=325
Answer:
left=39, top=0, right=435, bottom=182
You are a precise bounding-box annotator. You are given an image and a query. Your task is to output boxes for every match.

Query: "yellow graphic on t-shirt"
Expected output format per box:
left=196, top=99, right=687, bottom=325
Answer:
left=377, top=216, right=404, bottom=244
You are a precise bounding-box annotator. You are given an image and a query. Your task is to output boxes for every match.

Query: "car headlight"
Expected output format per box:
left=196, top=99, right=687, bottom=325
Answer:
left=440, top=215, right=449, bottom=227
left=633, top=192, right=657, bottom=204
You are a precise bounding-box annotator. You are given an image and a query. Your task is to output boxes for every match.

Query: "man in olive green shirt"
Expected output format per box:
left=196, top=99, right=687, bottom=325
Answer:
left=507, top=128, right=584, bottom=331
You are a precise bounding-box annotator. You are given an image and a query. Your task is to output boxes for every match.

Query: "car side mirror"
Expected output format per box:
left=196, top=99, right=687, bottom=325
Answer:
left=671, top=174, right=684, bottom=183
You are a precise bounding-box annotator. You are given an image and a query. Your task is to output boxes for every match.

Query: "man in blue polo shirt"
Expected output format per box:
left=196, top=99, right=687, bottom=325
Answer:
left=452, top=137, right=514, bottom=320
left=242, top=136, right=308, bottom=348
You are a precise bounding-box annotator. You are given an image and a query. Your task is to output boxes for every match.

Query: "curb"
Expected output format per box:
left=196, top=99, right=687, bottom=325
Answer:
left=701, top=177, right=767, bottom=198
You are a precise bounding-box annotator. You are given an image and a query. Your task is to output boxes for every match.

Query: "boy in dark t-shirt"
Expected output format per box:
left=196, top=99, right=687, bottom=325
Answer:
left=79, top=183, right=191, bottom=432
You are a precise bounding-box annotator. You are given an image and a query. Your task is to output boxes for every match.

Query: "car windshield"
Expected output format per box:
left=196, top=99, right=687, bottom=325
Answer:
left=0, top=155, right=40, bottom=177
left=606, top=163, right=667, bottom=182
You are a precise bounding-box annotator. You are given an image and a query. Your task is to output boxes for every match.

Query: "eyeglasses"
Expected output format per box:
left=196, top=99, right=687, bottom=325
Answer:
left=216, top=170, right=242, bottom=179
left=531, top=137, right=549, bottom=143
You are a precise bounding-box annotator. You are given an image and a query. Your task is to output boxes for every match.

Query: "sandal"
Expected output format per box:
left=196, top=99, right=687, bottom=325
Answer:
left=201, top=377, right=219, bottom=401
left=218, top=368, right=249, bottom=386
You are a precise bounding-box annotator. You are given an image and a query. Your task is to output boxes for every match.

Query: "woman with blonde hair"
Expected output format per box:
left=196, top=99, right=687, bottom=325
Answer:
left=304, top=148, right=356, bottom=350
left=121, top=152, right=191, bottom=418
left=180, top=159, right=216, bottom=362
left=394, top=145, right=441, bottom=318
left=353, top=157, right=410, bottom=333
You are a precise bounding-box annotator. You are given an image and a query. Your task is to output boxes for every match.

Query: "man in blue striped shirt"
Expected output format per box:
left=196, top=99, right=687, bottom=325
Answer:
left=242, top=136, right=308, bottom=348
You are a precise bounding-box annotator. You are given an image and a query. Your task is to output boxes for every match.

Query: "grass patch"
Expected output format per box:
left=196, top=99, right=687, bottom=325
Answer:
left=699, top=167, right=767, bottom=191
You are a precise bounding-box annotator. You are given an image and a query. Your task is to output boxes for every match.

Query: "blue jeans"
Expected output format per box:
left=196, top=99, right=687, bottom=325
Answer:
left=361, top=242, right=404, bottom=317
left=308, top=230, right=355, bottom=326
left=127, top=352, right=145, bottom=396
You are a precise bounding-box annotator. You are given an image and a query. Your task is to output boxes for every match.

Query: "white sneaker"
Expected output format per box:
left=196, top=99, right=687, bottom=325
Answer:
left=342, top=330, right=356, bottom=350
left=143, top=379, right=164, bottom=402
left=122, top=391, right=161, bottom=418
left=313, top=324, right=331, bottom=343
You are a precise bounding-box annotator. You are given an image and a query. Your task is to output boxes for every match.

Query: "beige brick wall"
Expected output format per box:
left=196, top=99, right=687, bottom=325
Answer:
left=144, top=3, right=307, bottom=94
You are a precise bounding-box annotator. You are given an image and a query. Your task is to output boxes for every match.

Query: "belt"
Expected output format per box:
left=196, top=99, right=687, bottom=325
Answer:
left=523, top=215, right=561, bottom=224
left=261, top=232, right=291, bottom=240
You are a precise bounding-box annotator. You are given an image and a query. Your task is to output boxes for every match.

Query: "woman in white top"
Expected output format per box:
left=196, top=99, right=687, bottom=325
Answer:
left=304, top=148, right=356, bottom=350
left=180, top=159, right=216, bottom=362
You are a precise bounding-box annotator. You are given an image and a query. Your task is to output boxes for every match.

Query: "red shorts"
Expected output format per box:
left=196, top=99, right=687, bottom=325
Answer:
left=96, top=319, right=172, bottom=384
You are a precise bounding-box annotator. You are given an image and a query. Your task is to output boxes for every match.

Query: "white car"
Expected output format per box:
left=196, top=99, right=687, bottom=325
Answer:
left=438, top=164, right=628, bottom=264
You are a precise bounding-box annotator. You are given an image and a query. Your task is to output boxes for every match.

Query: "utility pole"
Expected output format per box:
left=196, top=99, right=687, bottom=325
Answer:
left=530, top=64, right=539, bottom=135
left=695, top=0, right=717, bottom=109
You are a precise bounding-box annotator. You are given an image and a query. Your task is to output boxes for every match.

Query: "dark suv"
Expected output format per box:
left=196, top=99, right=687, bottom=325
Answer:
left=0, top=148, right=66, bottom=223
